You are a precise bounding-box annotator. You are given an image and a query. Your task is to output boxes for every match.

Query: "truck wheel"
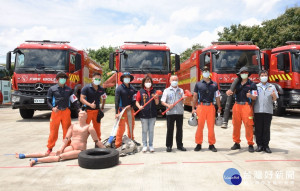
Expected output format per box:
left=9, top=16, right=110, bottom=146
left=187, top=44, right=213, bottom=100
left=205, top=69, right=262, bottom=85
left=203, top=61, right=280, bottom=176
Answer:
left=19, top=109, right=34, bottom=119
left=78, top=148, right=119, bottom=169
left=273, top=96, right=285, bottom=116
left=71, top=109, right=78, bottom=118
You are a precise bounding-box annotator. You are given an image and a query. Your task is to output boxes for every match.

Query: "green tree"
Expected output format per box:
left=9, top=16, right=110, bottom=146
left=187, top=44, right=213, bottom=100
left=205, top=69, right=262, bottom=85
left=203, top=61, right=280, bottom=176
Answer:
left=87, top=46, right=116, bottom=95
left=218, top=6, right=300, bottom=49
left=180, top=43, right=204, bottom=62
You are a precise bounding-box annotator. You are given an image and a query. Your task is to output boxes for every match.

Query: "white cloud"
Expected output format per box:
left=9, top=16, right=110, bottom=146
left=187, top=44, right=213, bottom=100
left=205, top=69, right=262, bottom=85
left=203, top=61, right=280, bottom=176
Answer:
left=0, top=0, right=297, bottom=64
left=241, top=18, right=262, bottom=26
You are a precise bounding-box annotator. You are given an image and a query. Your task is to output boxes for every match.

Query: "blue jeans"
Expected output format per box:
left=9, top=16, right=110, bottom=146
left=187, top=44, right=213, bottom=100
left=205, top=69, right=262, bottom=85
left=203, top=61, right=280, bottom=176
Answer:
left=140, top=118, right=156, bottom=147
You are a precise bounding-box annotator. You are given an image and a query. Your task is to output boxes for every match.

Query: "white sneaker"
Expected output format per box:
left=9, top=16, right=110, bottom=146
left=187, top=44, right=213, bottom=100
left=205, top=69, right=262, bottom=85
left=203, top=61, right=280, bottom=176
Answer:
left=142, top=146, right=147, bottom=152
left=149, top=146, right=154, bottom=152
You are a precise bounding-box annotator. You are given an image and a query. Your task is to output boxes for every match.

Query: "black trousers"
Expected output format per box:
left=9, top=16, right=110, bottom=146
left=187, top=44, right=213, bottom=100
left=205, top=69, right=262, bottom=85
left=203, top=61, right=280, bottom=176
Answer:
left=166, top=114, right=183, bottom=148
left=254, top=113, right=272, bottom=147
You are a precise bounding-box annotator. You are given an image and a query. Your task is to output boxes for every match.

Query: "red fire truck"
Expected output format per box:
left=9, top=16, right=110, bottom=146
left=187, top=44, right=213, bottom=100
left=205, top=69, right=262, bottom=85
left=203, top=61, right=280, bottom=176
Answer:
left=6, top=40, right=102, bottom=119
left=262, top=41, right=300, bottom=116
left=106, top=41, right=180, bottom=111
left=177, top=41, right=261, bottom=109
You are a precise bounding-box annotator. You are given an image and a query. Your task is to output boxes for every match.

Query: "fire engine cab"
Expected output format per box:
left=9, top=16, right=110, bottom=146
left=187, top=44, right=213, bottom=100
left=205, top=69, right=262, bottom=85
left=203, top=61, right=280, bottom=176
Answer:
left=6, top=40, right=102, bottom=119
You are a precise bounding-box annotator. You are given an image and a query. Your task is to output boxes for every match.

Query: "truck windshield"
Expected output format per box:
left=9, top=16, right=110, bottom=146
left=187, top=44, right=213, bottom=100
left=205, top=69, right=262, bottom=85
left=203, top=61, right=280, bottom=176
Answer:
left=213, top=50, right=260, bottom=74
left=15, top=49, right=67, bottom=70
left=120, top=50, right=170, bottom=73
left=292, top=54, right=300, bottom=73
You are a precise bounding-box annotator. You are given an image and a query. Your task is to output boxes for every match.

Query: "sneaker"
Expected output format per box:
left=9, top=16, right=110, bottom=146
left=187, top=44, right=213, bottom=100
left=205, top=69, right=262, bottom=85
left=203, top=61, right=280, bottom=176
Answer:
left=231, top=143, right=241, bottom=150
left=248, top=145, right=254, bottom=153
left=142, top=146, right=147, bottom=153
left=149, top=146, right=155, bottom=152
left=194, top=144, right=202, bottom=151
left=209, top=145, right=217, bottom=152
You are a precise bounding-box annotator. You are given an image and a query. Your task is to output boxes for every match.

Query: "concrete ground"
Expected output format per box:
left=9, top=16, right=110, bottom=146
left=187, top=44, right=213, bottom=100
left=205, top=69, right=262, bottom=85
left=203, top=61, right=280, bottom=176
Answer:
left=0, top=104, right=299, bottom=191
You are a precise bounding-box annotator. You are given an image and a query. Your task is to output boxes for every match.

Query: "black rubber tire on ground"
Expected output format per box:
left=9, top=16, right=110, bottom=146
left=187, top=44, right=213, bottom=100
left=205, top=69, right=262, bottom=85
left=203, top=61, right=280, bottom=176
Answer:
left=78, top=148, right=119, bottom=169
left=19, top=109, right=34, bottom=119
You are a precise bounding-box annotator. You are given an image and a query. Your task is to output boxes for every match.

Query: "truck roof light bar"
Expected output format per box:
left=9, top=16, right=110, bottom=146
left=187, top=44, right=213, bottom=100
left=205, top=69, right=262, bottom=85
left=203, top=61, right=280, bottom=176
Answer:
left=25, top=40, right=70, bottom=44
left=211, top=41, right=253, bottom=45
left=286, top=41, right=300, bottom=45
left=124, top=41, right=166, bottom=45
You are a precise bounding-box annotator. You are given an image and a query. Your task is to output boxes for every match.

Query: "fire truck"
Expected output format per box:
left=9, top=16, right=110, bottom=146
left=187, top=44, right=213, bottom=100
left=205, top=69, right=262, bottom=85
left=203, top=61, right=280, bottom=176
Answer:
left=106, top=41, right=180, bottom=111
left=6, top=40, right=102, bottom=119
left=177, top=41, right=261, bottom=109
left=262, top=41, right=300, bottom=116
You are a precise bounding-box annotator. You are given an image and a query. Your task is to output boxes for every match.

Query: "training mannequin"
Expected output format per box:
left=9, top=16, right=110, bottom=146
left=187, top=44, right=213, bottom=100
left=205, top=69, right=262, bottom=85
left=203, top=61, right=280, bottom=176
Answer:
left=16, top=110, right=105, bottom=167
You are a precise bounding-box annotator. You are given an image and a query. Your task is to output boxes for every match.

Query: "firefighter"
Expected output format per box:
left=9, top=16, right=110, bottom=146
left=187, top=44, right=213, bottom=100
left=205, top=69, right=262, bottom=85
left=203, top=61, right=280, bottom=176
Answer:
left=161, top=75, right=187, bottom=152
left=115, top=72, right=140, bottom=148
left=80, top=72, right=107, bottom=141
left=192, top=66, right=221, bottom=152
left=46, top=72, right=80, bottom=154
left=226, top=67, right=257, bottom=152
left=253, top=70, right=278, bottom=153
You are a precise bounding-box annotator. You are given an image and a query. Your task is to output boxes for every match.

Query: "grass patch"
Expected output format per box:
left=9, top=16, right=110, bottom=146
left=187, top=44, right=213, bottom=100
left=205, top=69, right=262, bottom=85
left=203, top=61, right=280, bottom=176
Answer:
left=105, top=95, right=115, bottom=104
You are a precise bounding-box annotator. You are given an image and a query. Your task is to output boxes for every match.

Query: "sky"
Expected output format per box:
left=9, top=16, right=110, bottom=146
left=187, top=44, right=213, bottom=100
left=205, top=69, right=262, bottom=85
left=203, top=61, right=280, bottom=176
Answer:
left=0, top=0, right=298, bottom=64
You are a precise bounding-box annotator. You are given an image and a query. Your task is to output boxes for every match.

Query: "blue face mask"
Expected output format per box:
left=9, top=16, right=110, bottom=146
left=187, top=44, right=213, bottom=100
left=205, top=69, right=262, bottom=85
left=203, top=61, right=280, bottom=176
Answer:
left=59, top=78, right=66, bottom=85
left=123, top=78, right=130, bottom=84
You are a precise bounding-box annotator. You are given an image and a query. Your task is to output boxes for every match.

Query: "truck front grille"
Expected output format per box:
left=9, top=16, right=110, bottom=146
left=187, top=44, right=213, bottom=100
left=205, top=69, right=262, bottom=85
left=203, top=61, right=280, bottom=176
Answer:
left=18, top=83, right=56, bottom=96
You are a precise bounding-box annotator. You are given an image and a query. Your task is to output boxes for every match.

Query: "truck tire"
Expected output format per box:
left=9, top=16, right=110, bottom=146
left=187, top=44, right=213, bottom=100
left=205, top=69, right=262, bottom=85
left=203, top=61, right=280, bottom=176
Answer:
left=78, top=148, right=119, bottom=169
left=19, top=109, right=34, bottom=119
left=273, top=96, right=285, bottom=116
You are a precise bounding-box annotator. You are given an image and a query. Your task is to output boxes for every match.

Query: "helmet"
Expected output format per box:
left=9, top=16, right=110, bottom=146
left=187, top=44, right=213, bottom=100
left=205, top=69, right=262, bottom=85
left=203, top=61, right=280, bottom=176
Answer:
left=188, top=113, right=198, bottom=126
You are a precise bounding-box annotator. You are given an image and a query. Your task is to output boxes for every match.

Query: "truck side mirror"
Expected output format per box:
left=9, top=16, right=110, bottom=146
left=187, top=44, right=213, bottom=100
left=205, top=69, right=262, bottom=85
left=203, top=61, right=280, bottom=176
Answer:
left=175, top=54, right=180, bottom=71
left=264, top=53, right=270, bottom=70
left=276, top=53, right=284, bottom=71
left=109, top=53, right=115, bottom=70
left=6, top=51, right=11, bottom=70
left=75, top=53, right=82, bottom=71
left=200, top=52, right=205, bottom=70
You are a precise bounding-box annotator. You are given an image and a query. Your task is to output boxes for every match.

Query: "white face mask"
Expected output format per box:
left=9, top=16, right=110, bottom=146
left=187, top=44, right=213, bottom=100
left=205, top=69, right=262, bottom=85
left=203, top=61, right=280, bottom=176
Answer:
left=123, top=78, right=130, bottom=84
left=145, top=82, right=151, bottom=88
left=203, top=71, right=210, bottom=78
left=171, top=81, right=178, bottom=87
left=240, top=73, right=248, bottom=79
left=93, top=78, right=101, bottom=85
left=260, top=76, right=268, bottom=83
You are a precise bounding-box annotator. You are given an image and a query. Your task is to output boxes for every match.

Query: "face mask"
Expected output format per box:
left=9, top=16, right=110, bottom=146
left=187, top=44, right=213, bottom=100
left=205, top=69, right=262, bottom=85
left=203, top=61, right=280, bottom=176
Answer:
left=93, top=78, right=101, bottom=85
left=145, top=82, right=151, bottom=88
left=171, top=81, right=178, bottom=87
left=240, top=73, right=248, bottom=79
left=260, top=76, right=268, bottom=83
left=59, top=78, right=66, bottom=85
left=123, top=78, right=130, bottom=84
left=203, top=71, right=210, bottom=78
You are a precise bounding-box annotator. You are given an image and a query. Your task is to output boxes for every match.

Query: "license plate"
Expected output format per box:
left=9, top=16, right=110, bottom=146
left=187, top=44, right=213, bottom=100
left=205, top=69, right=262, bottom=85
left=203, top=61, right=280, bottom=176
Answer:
left=34, top=99, right=44, bottom=103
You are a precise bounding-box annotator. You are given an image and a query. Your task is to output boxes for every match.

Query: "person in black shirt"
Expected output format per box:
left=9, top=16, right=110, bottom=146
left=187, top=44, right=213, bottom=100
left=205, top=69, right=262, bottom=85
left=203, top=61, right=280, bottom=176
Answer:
left=226, top=67, right=257, bottom=152
left=46, top=72, right=80, bottom=154
left=80, top=72, right=107, bottom=140
left=115, top=72, right=138, bottom=148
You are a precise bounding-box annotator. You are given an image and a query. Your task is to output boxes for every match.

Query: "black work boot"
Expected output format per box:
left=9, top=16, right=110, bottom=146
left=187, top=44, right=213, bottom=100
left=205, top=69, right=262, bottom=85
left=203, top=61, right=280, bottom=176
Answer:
left=255, top=145, right=263, bottom=152
left=231, top=143, right=241, bottom=150
left=248, top=145, right=254, bottom=153
left=209, top=145, right=217, bottom=152
left=194, top=144, right=202, bottom=151
left=264, top=147, right=272, bottom=153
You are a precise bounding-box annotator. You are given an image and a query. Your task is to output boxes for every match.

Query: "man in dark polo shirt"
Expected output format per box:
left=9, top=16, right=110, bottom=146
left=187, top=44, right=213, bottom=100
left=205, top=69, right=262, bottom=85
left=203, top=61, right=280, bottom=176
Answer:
left=226, top=67, right=258, bottom=152
left=192, top=66, right=221, bottom=152
left=115, top=72, right=139, bottom=148
left=80, top=72, right=107, bottom=140
left=46, top=72, right=80, bottom=154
